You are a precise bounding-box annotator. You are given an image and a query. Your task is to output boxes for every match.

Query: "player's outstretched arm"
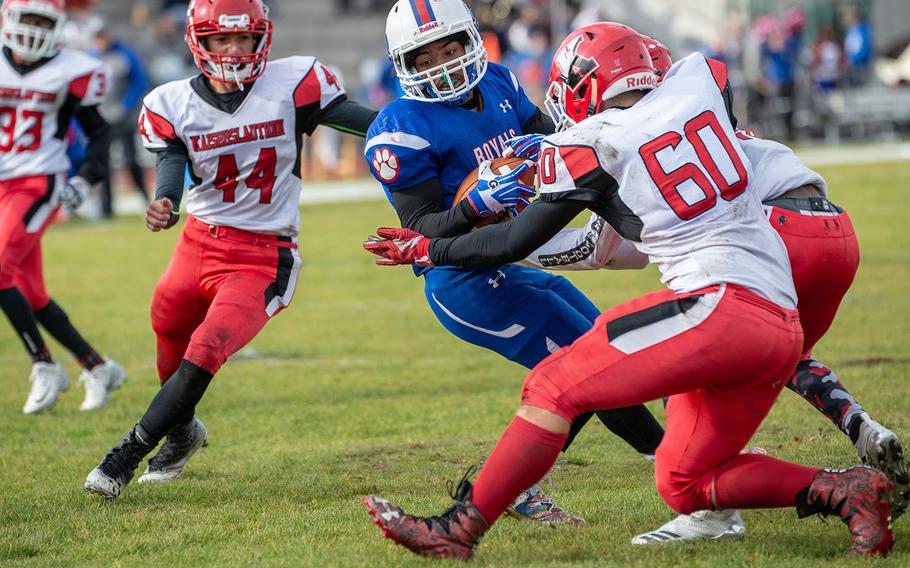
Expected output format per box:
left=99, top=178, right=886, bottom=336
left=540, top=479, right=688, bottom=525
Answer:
left=315, top=96, right=378, bottom=137
left=519, top=212, right=649, bottom=271
left=365, top=199, right=586, bottom=268
left=390, top=178, right=483, bottom=237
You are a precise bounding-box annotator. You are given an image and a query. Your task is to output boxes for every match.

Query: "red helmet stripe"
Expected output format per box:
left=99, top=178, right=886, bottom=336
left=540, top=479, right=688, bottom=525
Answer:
left=409, top=0, right=435, bottom=25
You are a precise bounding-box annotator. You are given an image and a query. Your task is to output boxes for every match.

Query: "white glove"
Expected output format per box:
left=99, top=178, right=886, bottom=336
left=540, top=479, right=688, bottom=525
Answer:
left=60, top=176, right=90, bottom=210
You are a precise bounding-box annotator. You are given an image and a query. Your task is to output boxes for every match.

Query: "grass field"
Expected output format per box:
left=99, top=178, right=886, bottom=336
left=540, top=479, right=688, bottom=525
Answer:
left=1, top=160, right=909, bottom=567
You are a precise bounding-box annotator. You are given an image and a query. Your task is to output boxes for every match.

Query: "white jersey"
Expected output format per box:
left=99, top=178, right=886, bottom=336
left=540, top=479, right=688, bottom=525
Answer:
left=736, top=130, right=827, bottom=201
left=138, top=57, right=344, bottom=236
left=0, top=48, right=107, bottom=181
left=536, top=53, right=796, bottom=308
left=525, top=130, right=827, bottom=272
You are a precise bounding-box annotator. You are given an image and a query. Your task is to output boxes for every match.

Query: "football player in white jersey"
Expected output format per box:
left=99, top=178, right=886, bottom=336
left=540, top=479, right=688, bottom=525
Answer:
left=0, top=0, right=126, bottom=414
left=84, top=0, right=378, bottom=501
left=518, top=37, right=908, bottom=543
left=363, top=23, right=893, bottom=558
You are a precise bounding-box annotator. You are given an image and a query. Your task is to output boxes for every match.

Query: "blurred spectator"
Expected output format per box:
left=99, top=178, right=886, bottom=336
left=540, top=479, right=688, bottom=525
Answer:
left=91, top=21, right=152, bottom=216
left=811, top=25, right=843, bottom=92
left=136, top=8, right=194, bottom=86
left=761, top=18, right=801, bottom=139
left=843, top=5, right=872, bottom=85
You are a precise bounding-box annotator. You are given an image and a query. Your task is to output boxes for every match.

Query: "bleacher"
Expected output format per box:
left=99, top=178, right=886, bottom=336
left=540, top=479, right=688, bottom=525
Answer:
left=824, top=86, right=910, bottom=142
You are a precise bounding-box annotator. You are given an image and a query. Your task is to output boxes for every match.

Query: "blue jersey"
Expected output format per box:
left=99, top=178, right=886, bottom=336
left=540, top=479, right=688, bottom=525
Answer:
left=362, top=63, right=601, bottom=372
left=365, top=62, right=538, bottom=210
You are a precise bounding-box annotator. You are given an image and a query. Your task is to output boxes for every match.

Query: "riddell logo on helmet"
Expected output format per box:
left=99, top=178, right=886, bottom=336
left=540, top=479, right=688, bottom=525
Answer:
left=418, top=22, right=439, bottom=33
left=626, top=74, right=655, bottom=88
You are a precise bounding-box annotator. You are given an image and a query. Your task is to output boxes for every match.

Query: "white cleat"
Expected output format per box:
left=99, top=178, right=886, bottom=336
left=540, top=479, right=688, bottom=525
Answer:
left=632, top=509, right=746, bottom=545
left=854, top=418, right=909, bottom=519
left=138, top=418, right=207, bottom=484
left=79, top=358, right=126, bottom=411
left=84, top=466, right=126, bottom=500
left=23, top=362, right=70, bottom=414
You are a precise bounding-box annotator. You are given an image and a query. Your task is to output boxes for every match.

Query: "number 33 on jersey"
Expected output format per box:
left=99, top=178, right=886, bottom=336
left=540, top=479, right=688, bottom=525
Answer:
left=138, top=57, right=343, bottom=236
left=0, top=48, right=106, bottom=180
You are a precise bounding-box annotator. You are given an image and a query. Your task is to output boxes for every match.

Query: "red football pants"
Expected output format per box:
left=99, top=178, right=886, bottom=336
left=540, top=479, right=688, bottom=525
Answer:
left=150, top=216, right=301, bottom=381
left=769, top=207, right=859, bottom=357
left=521, top=284, right=806, bottom=513
left=0, top=174, right=62, bottom=309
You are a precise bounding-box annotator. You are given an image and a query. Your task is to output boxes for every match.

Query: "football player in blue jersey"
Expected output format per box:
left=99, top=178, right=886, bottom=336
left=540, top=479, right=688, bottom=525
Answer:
left=364, top=0, right=666, bottom=524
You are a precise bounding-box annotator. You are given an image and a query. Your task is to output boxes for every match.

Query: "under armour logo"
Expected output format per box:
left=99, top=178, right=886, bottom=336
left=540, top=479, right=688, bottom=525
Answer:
left=500, top=99, right=512, bottom=113
left=380, top=510, right=400, bottom=521
left=488, top=270, right=506, bottom=288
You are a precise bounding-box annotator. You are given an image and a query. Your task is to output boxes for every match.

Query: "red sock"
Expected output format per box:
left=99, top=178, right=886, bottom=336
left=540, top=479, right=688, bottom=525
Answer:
left=471, top=416, right=567, bottom=524
left=712, top=453, right=821, bottom=509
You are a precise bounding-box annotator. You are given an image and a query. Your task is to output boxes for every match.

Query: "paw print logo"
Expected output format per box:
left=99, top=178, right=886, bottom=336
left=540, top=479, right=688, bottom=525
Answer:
left=372, top=148, right=400, bottom=183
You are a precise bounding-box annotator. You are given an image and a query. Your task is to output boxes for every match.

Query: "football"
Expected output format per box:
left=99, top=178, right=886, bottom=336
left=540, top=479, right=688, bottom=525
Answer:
left=454, top=156, right=538, bottom=227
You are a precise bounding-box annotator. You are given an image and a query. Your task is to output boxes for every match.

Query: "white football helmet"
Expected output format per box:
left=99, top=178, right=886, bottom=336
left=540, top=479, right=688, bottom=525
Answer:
left=0, top=0, right=66, bottom=62
left=385, top=0, right=487, bottom=104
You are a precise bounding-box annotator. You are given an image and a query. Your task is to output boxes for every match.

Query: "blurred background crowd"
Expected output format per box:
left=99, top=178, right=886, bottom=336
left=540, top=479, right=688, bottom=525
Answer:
left=56, top=0, right=910, bottom=217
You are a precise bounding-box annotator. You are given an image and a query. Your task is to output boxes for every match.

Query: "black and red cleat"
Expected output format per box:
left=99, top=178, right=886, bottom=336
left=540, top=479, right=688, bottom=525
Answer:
left=798, top=466, right=894, bottom=556
left=364, top=479, right=490, bottom=560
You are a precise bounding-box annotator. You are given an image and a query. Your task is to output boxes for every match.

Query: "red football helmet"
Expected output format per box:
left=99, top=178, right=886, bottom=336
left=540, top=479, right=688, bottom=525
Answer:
left=0, top=0, right=66, bottom=61
left=185, top=0, right=273, bottom=86
left=545, top=22, right=656, bottom=131
left=640, top=34, right=672, bottom=82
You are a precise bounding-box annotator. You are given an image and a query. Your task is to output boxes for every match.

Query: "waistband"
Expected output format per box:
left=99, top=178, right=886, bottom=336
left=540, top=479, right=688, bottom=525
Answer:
left=726, top=283, right=799, bottom=322
left=188, top=216, right=297, bottom=249
left=763, top=196, right=842, bottom=215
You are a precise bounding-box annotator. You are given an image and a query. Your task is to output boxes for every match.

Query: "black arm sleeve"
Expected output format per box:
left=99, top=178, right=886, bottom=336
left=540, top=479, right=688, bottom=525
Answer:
left=153, top=139, right=189, bottom=210
left=389, top=177, right=482, bottom=237
left=312, top=95, right=378, bottom=137
left=720, top=81, right=738, bottom=129
left=73, top=105, right=111, bottom=186
left=428, top=198, right=589, bottom=267
left=520, top=106, right=556, bottom=135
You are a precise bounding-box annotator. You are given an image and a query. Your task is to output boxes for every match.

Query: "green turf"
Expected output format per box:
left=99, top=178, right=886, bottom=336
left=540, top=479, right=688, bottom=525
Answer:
left=1, top=160, right=908, bottom=566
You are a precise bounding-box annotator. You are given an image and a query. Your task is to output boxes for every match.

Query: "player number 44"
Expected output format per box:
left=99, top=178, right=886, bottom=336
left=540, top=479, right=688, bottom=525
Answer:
left=638, top=110, right=748, bottom=220
left=214, top=147, right=277, bottom=204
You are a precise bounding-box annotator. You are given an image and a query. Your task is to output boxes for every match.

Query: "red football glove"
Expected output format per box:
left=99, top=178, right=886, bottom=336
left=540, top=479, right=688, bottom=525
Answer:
left=363, top=227, right=434, bottom=267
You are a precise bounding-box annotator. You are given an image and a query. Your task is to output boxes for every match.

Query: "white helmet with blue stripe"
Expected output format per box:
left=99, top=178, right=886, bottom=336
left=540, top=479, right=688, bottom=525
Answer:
left=385, top=0, right=487, bottom=105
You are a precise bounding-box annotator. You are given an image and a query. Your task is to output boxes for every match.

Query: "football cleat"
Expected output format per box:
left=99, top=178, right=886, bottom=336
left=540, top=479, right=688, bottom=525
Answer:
left=507, top=483, right=587, bottom=525
left=23, top=361, right=69, bottom=414
left=84, top=426, right=155, bottom=500
left=854, top=418, right=909, bottom=519
left=364, top=478, right=489, bottom=560
left=79, top=358, right=126, bottom=411
left=138, top=418, right=207, bottom=484
left=798, top=466, right=894, bottom=556
left=631, top=510, right=746, bottom=545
